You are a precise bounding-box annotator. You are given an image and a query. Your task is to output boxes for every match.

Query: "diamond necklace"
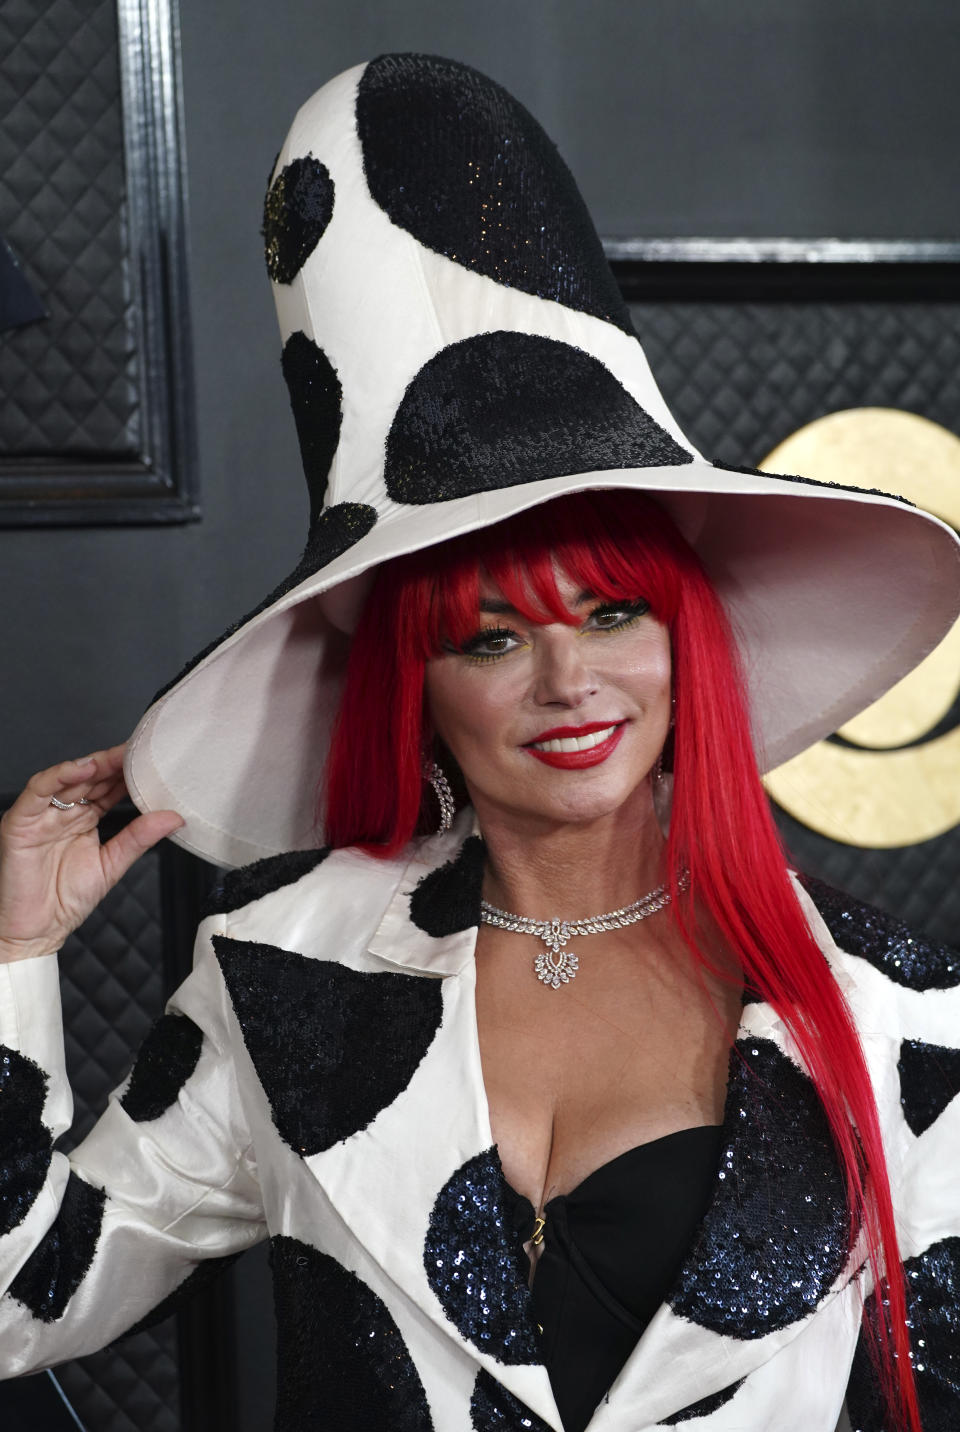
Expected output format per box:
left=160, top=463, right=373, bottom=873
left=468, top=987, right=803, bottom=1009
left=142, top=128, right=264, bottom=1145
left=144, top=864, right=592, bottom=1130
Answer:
left=479, top=875, right=685, bottom=990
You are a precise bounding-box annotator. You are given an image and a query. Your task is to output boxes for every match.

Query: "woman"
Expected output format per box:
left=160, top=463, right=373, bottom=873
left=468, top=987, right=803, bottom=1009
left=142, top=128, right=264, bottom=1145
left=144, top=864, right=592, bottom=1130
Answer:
left=2, top=53, right=960, bottom=1432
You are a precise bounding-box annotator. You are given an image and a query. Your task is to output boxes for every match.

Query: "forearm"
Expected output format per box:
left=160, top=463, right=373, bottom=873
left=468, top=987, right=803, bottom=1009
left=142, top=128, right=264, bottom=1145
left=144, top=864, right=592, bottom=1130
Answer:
left=0, top=923, right=266, bottom=1375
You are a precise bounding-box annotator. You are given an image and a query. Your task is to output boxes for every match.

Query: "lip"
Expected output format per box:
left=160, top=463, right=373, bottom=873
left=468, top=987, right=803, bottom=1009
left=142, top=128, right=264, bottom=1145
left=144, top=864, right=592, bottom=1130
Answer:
left=525, top=721, right=623, bottom=743
left=524, top=721, right=627, bottom=770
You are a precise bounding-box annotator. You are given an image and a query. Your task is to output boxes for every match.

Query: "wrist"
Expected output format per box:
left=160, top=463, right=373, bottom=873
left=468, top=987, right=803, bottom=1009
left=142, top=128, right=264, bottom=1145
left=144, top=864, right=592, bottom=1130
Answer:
left=0, top=938, right=61, bottom=964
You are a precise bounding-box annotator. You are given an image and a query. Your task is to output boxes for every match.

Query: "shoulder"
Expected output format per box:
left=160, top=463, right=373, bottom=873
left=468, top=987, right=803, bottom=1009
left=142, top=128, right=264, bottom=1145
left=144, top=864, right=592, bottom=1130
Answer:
left=202, top=842, right=412, bottom=958
left=194, top=808, right=482, bottom=977
left=792, top=874, right=960, bottom=1120
left=795, top=872, right=960, bottom=995
left=795, top=874, right=960, bottom=1205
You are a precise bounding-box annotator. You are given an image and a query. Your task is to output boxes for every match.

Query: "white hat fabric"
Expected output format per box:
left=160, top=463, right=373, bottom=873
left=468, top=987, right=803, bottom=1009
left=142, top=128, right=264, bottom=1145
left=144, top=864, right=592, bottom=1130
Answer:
left=124, top=54, right=960, bottom=869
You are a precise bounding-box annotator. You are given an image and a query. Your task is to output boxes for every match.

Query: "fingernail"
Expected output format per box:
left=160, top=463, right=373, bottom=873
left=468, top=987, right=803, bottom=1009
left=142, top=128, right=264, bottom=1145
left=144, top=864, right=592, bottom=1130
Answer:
left=73, top=756, right=95, bottom=766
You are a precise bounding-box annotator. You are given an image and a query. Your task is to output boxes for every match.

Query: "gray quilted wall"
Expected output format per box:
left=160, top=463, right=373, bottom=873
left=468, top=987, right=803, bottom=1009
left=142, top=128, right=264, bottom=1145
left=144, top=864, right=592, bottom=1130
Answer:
left=0, top=0, right=140, bottom=456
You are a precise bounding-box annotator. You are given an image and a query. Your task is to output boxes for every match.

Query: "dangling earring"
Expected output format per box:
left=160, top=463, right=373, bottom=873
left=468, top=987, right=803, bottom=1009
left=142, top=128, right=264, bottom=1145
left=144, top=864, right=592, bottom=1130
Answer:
left=424, top=761, right=455, bottom=835
left=652, top=694, right=675, bottom=834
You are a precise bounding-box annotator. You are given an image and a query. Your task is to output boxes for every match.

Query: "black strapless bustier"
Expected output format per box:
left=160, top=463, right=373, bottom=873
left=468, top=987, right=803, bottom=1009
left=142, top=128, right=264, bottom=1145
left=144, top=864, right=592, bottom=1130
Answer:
left=502, top=1125, right=724, bottom=1432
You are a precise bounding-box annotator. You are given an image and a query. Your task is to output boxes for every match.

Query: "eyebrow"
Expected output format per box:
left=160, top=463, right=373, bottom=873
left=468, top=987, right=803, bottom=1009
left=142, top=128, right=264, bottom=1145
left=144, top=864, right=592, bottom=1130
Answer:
left=479, top=589, right=596, bottom=615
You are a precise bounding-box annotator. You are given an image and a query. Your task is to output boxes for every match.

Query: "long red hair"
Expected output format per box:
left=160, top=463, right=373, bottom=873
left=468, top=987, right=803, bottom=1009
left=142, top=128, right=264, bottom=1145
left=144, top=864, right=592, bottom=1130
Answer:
left=324, top=489, right=919, bottom=1429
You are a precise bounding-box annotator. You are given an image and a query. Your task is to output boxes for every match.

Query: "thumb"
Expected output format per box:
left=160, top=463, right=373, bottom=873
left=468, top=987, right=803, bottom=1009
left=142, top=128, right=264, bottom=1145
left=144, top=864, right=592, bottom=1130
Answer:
left=99, top=810, right=185, bottom=888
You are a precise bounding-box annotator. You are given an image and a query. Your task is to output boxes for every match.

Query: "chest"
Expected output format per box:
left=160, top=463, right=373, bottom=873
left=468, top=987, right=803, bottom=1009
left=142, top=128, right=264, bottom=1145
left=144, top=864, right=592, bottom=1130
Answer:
left=474, top=921, right=739, bottom=1207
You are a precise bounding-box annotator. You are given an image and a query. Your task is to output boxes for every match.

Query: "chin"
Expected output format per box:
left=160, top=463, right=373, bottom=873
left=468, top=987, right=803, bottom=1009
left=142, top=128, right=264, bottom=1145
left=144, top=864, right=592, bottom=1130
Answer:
left=516, top=777, right=644, bottom=827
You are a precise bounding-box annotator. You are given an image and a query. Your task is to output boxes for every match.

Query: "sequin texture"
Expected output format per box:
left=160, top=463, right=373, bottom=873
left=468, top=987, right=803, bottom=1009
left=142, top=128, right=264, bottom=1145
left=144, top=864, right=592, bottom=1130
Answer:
left=213, top=936, right=443, bottom=1155
left=150, top=502, right=377, bottom=704
left=662, top=1378, right=746, bottom=1423
left=263, top=155, right=334, bottom=284
left=804, top=877, right=960, bottom=991
left=0, top=1045, right=52, bottom=1236
left=897, top=1039, right=960, bottom=1137
left=669, top=1038, right=849, bottom=1338
left=204, top=846, right=331, bottom=917
left=9, top=1171, right=106, bottom=1322
left=119, top=1013, right=204, bottom=1122
left=271, top=1234, right=434, bottom=1430
left=409, top=834, right=485, bottom=936
left=357, top=53, right=633, bottom=332
left=847, top=1237, right=960, bottom=1430
left=384, top=331, right=692, bottom=506
left=424, top=1146, right=540, bottom=1363
left=470, top=1368, right=552, bottom=1430
left=281, top=331, right=343, bottom=524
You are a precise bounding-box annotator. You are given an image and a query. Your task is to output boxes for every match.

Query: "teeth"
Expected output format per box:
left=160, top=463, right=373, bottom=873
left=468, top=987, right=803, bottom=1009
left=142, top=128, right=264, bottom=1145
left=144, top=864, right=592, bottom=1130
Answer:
left=532, top=724, right=619, bottom=753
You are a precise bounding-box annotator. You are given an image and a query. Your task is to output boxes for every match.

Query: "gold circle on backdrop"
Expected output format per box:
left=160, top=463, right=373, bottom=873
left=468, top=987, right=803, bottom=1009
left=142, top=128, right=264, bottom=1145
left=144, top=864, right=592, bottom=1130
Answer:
left=761, top=408, right=960, bottom=848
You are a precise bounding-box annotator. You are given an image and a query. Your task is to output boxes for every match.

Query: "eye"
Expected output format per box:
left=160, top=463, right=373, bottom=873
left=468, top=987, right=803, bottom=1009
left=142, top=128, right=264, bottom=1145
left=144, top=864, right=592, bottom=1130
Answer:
left=458, top=625, right=525, bottom=663
left=585, top=599, right=650, bottom=633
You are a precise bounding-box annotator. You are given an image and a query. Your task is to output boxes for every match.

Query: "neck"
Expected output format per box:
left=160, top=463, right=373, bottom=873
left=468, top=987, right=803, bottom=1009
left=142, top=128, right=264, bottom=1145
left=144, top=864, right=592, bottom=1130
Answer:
left=473, top=785, right=667, bottom=920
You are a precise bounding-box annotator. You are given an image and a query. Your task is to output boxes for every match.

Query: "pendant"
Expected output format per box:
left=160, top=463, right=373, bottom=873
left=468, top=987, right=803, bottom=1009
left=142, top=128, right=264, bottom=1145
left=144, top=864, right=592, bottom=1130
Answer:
left=534, top=920, right=579, bottom=989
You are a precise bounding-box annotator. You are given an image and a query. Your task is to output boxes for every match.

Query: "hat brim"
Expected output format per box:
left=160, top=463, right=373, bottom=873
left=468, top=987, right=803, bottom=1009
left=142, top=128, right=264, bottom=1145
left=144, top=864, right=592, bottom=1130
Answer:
left=124, top=460, right=960, bottom=868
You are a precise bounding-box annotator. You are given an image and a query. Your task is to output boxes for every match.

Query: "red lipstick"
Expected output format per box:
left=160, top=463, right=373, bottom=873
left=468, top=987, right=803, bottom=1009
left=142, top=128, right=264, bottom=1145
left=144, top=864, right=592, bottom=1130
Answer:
left=524, top=721, right=626, bottom=770
left=527, top=721, right=620, bottom=742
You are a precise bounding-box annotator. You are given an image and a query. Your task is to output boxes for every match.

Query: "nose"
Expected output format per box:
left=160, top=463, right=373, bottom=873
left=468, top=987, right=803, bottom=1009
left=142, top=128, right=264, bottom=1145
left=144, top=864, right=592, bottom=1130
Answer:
left=531, top=630, right=598, bottom=708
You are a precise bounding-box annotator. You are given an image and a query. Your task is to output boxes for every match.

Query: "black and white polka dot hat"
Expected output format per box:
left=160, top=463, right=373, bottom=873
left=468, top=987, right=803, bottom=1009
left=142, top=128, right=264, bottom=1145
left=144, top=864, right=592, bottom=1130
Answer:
left=125, top=53, right=960, bottom=868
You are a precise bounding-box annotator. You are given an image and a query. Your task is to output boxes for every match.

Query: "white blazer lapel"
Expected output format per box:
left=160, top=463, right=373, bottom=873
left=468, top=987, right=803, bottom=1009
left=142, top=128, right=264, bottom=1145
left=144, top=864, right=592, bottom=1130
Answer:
left=309, top=817, right=564, bottom=1429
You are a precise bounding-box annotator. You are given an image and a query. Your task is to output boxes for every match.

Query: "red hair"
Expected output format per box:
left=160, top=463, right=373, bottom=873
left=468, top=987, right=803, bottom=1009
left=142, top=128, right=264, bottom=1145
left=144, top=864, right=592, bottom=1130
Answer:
left=324, top=490, right=919, bottom=1429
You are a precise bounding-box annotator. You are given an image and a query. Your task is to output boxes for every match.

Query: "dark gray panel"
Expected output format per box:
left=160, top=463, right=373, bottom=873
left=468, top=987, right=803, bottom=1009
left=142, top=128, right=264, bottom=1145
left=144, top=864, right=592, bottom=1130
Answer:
left=0, top=0, right=139, bottom=456
left=630, top=297, right=960, bottom=469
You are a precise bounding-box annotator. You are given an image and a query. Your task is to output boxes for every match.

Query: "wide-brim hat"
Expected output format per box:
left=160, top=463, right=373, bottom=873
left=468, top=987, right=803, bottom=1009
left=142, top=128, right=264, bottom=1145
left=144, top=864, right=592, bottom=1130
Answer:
left=124, top=53, right=960, bottom=870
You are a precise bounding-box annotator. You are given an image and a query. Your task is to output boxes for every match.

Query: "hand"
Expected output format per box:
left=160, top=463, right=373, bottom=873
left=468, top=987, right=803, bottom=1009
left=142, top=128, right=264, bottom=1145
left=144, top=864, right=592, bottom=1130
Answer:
left=0, top=744, right=184, bottom=963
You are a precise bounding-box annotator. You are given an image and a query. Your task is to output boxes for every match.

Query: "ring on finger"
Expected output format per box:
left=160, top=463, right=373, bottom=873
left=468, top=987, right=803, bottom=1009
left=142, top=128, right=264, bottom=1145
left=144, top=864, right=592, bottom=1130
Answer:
left=50, top=795, right=91, bottom=811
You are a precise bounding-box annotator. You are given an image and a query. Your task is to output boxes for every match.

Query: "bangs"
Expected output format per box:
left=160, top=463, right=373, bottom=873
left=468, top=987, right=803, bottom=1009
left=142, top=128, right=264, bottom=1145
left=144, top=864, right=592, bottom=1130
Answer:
left=391, top=490, right=691, bottom=659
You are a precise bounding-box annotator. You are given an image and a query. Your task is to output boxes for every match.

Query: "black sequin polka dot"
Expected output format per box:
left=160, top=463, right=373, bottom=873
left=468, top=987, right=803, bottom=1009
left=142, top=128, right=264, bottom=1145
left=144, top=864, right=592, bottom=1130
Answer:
left=204, top=847, right=332, bottom=917
left=669, top=1039, right=849, bottom=1339
left=277, top=501, right=377, bottom=587
left=9, top=1172, right=106, bottom=1322
left=384, top=331, right=692, bottom=506
left=0, top=1046, right=52, bottom=1236
left=213, top=936, right=443, bottom=1155
left=846, top=1237, right=960, bottom=1431
left=150, top=502, right=377, bottom=704
left=357, top=53, right=632, bottom=332
left=470, top=1368, right=552, bottom=1430
left=662, top=1378, right=746, bottom=1424
left=424, top=1147, right=540, bottom=1364
left=119, top=1013, right=204, bottom=1123
left=409, top=834, right=485, bottom=936
left=263, top=155, right=334, bottom=284
left=115, top=1252, right=241, bottom=1340
left=271, top=1234, right=434, bottom=1430
left=281, top=331, right=343, bottom=525
left=898, top=1039, right=960, bottom=1137
left=803, top=877, right=960, bottom=991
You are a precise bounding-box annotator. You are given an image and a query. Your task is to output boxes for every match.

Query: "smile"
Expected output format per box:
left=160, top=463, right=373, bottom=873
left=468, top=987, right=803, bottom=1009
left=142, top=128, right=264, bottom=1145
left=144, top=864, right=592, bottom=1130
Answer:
left=524, top=721, right=626, bottom=769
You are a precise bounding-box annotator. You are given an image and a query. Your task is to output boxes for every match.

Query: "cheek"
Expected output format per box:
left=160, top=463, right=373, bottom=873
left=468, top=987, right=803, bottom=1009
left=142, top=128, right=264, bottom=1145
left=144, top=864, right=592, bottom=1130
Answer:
left=425, top=665, right=518, bottom=757
left=425, top=668, right=486, bottom=750
left=609, top=627, right=672, bottom=696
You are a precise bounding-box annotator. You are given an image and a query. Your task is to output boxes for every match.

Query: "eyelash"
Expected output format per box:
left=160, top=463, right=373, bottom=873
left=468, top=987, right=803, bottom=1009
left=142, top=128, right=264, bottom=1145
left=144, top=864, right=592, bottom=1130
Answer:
left=458, top=601, right=650, bottom=663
